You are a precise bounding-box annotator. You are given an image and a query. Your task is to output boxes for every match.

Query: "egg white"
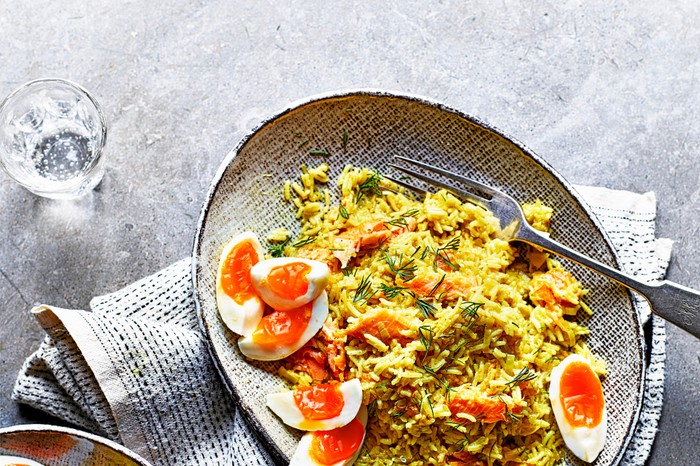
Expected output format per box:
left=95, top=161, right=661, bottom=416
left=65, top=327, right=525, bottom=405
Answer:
left=238, top=291, right=329, bottom=361
left=267, top=379, right=363, bottom=431
left=251, top=257, right=329, bottom=310
left=549, top=354, right=607, bottom=463
left=289, top=405, right=368, bottom=466
left=216, top=232, right=265, bottom=337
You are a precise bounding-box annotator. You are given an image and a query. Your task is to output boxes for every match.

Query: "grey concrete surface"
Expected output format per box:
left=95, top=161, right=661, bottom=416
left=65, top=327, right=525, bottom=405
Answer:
left=0, top=1, right=698, bottom=465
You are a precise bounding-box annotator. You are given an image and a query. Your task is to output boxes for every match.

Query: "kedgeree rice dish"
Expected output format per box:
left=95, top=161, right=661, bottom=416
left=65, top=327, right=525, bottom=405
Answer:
left=216, top=163, right=608, bottom=466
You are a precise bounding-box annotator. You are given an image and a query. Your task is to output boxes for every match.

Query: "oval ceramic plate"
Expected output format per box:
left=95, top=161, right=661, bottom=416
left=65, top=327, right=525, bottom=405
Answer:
left=0, top=424, right=152, bottom=466
left=192, top=90, right=645, bottom=466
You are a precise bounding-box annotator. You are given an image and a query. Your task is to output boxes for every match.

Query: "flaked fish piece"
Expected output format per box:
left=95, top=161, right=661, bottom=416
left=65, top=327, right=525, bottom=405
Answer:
left=332, top=217, right=417, bottom=268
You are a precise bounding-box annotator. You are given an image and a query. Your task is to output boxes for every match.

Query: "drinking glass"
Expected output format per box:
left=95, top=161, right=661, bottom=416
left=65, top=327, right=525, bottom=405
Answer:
left=0, top=78, right=107, bottom=199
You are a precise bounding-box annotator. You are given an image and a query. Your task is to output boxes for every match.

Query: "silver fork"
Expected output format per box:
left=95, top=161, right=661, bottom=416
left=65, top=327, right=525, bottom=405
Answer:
left=390, top=155, right=700, bottom=339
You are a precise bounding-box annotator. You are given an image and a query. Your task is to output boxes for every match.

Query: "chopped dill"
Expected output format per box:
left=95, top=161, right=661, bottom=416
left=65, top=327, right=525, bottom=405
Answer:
left=292, top=236, right=316, bottom=248
left=497, top=395, right=522, bottom=423
left=455, top=437, right=470, bottom=452
left=309, top=149, right=330, bottom=156
left=383, top=216, right=408, bottom=228
left=428, top=274, right=446, bottom=297
left=506, top=367, right=538, bottom=387
left=416, top=298, right=437, bottom=318
left=367, top=399, right=378, bottom=417
left=378, top=283, right=407, bottom=299
left=391, top=400, right=408, bottom=418
left=339, top=204, right=349, bottom=219
left=383, top=208, right=420, bottom=229
left=445, top=420, right=468, bottom=433
left=297, top=137, right=309, bottom=148
left=460, top=301, right=483, bottom=331
left=418, top=325, right=434, bottom=356
left=341, top=267, right=356, bottom=277
left=355, top=171, right=383, bottom=203
left=411, top=246, right=421, bottom=257
left=493, top=368, right=538, bottom=396
left=443, top=234, right=462, bottom=251
left=434, top=235, right=461, bottom=271
left=353, top=274, right=376, bottom=303
left=412, top=392, right=423, bottom=412
left=444, top=384, right=457, bottom=403
left=341, top=130, right=349, bottom=150
left=420, top=245, right=433, bottom=260
left=381, top=249, right=417, bottom=282
left=267, top=237, right=290, bottom=258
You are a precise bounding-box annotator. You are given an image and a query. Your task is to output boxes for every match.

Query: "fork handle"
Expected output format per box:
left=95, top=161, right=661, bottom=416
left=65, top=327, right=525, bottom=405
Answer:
left=520, top=228, right=700, bottom=339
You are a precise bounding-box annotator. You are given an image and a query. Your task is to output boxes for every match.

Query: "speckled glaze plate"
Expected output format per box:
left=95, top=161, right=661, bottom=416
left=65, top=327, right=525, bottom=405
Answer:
left=0, top=424, right=152, bottom=466
left=192, top=90, right=645, bottom=466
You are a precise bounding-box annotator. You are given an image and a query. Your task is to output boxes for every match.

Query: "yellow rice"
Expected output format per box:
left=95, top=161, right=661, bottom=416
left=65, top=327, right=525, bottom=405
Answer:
left=271, top=164, right=605, bottom=466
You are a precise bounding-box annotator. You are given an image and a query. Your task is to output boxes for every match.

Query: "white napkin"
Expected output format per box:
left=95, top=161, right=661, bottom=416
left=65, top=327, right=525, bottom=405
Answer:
left=12, top=186, right=672, bottom=466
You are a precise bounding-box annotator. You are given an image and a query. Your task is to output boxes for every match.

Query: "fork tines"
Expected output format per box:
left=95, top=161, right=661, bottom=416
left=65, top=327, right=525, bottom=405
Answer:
left=389, top=156, right=493, bottom=208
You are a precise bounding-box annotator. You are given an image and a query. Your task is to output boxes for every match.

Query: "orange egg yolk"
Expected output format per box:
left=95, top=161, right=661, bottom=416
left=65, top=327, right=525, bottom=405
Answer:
left=267, top=262, right=311, bottom=300
left=293, top=383, right=345, bottom=420
left=251, top=302, right=312, bottom=347
left=559, top=361, right=605, bottom=428
left=220, top=241, right=259, bottom=305
left=309, top=418, right=364, bottom=465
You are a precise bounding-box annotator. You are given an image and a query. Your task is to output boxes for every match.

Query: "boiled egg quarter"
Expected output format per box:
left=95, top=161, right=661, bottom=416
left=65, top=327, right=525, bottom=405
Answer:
left=267, top=379, right=363, bottom=431
left=289, top=405, right=368, bottom=466
left=238, top=291, right=329, bottom=361
left=549, top=354, right=607, bottom=463
left=251, top=257, right=329, bottom=310
left=216, top=232, right=265, bottom=336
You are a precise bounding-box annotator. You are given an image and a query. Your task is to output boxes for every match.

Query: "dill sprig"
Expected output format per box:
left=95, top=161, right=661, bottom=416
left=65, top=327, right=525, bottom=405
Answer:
left=267, top=237, right=290, bottom=258
left=460, top=301, right=483, bottom=331
left=506, top=367, right=538, bottom=387
left=493, top=368, right=538, bottom=396
left=428, top=274, right=446, bottom=297
left=355, top=171, right=383, bottom=203
left=383, top=217, right=408, bottom=229
left=383, top=208, right=420, bottom=229
left=434, top=235, right=461, bottom=271
left=455, top=436, right=470, bottom=452
left=381, top=249, right=417, bottom=282
left=415, top=326, right=455, bottom=401
left=496, top=395, right=522, bottom=423
left=378, top=283, right=407, bottom=299
left=292, top=236, right=316, bottom=248
left=416, top=298, right=437, bottom=318
left=418, top=325, right=434, bottom=356
left=353, top=274, right=376, bottom=303
left=338, top=204, right=349, bottom=219
left=341, top=267, right=356, bottom=277
left=417, top=325, right=444, bottom=381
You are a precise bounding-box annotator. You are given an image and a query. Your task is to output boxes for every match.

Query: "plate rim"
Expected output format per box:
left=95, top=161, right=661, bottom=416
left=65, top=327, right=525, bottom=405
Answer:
left=191, top=89, right=646, bottom=466
left=0, top=423, right=153, bottom=465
